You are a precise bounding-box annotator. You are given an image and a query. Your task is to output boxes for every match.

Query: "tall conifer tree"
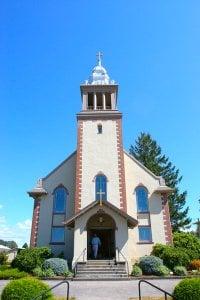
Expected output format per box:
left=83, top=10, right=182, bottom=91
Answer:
left=129, top=132, right=191, bottom=232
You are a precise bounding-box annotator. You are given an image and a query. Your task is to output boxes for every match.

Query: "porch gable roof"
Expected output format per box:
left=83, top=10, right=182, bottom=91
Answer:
left=64, top=200, right=138, bottom=228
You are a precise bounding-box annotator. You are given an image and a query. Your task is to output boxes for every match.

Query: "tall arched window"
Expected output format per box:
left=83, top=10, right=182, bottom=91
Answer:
left=95, top=175, right=107, bottom=201
left=53, top=186, right=67, bottom=214
left=136, top=186, right=149, bottom=213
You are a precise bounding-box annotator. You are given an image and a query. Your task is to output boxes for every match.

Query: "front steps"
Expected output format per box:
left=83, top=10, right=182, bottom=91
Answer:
left=74, top=260, right=129, bottom=280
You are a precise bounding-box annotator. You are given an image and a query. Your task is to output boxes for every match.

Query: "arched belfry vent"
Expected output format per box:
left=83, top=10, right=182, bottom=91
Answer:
left=80, top=52, right=118, bottom=112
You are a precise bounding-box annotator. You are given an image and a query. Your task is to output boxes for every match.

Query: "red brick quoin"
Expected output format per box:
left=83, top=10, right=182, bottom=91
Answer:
left=30, top=199, right=41, bottom=247
left=74, top=120, right=83, bottom=213
left=116, top=118, right=127, bottom=213
left=161, top=192, right=173, bottom=244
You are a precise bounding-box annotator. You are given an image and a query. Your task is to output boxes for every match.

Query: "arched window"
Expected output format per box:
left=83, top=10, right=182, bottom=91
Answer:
left=136, top=186, right=149, bottom=213
left=53, top=186, right=67, bottom=214
left=95, top=175, right=107, bottom=201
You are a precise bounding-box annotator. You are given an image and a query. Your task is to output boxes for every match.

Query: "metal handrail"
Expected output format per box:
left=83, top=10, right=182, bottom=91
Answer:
left=32, top=280, right=70, bottom=300
left=116, top=247, right=129, bottom=275
left=73, top=247, right=87, bottom=276
left=138, top=280, right=174, bottom=300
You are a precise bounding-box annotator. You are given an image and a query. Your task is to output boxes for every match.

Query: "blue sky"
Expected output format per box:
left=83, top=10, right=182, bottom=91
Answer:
left=0, top=1, right=200, bottom=245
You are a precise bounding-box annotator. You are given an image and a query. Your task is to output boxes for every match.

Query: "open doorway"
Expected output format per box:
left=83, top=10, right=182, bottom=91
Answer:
left=87, top=213, right=116, bottom=260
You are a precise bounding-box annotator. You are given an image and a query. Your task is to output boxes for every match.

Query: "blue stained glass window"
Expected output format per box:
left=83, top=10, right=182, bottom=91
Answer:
left=139, top=226, right=152, bottom=242
left=51, top=227, right=65, bottom=243
left=95, top=175, right=107, bottom=201
left=136, top=187, right=149, bottom=212
left=53, top=187, right=67, bottom=213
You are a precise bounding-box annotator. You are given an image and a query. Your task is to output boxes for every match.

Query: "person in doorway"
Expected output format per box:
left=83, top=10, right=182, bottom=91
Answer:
left=91, top=234, right=101, bottom=259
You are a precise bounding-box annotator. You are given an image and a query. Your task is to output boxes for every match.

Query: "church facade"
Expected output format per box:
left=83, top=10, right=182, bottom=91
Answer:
left=28, top=54, right=173, bottom=270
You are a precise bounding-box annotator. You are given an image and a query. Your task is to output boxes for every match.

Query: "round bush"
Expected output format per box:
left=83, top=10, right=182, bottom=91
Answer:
left=12, top=247, right=52, bottom=273
left=173, top=278, right=200, bottom=300
left=174, top=266, right=188, bottom=276
left=43, top=258, right=68, bottom=275
left=154, top=265, right=170, bottom=276
left=1, top=277, right=53, bottom=300
left=131, top=265, right=142, bottom=277
left=138, top=255, right=163, bottom=275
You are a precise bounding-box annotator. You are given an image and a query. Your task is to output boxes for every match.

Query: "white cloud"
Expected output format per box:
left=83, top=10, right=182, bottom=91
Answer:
left=0, top=216, right=32, bottom=247
left=17, top=219, right=32, bottom=230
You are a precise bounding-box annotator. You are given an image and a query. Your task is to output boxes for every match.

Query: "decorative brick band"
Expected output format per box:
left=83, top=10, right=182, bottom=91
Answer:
left=75, top=120, right=83, bottom=213
left=161, top=193, right=173, bottom=244
left=116, top=118, right=127, bottom=212
left=30, top=198, right=41, bottom=247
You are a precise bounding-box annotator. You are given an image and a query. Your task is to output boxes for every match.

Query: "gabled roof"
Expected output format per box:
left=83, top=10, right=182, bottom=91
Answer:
left=124, top=150, right=173, bottom=194
left=43, top=150, right=77, bottom=180
left=64, top=200, right=138, bottom=228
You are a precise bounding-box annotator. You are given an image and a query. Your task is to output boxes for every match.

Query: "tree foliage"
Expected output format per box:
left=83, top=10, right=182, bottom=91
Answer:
left=0, top=239, right=18, bottom=249
left=129, top=132, right=191, bottom=231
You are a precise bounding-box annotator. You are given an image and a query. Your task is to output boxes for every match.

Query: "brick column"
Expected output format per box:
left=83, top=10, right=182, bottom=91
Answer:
left=30, top=198, right=41, bottom=247
left=116, top=118, right=127, bottom=212
left=161, top=193, right=173, bottom=244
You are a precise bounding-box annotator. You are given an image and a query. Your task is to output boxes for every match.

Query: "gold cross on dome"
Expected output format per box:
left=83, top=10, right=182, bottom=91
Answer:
left=96, top=51, right=103, bottom=66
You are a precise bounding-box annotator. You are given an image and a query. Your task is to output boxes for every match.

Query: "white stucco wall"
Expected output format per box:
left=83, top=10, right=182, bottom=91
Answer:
left=37, top=152, right=76, bottom=261
left=124, top=151, right=166, bottom=263
left=81, top=120, right=121, bottom=209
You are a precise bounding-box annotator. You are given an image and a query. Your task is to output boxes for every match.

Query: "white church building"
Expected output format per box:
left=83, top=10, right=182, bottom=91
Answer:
left=28, top=54, right=173, bottom=272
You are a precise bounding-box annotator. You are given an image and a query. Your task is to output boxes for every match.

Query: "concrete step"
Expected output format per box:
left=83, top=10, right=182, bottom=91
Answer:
left=77, top=270, right=127, bottom=274
left=77, top=267, right=126, bottom=272
left=75, top=274, right=128, bottom=278
left=74, top=274, right=128, bottom=280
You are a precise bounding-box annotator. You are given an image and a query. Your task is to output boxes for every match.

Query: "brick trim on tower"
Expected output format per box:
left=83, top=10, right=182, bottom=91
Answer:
left=75, top=120, right=83, bottom=213
left=30, top=199, right=41, bottom=247
left=161, top=193, right=173, bottom=244
left=116, top=118, right=127, bottom=212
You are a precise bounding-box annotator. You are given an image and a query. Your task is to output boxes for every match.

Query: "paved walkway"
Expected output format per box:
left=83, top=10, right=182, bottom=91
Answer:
left=0, top=279, right=180, bottom=300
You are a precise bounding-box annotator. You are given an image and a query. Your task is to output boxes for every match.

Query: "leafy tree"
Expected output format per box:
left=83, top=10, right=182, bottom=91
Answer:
left=0, top=239, right=18, bottom=249
left=129, top=132, right=191, bottom=231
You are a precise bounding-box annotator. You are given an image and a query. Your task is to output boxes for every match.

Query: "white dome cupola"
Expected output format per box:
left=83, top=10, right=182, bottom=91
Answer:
left=80, top=52, right=118, bottom=111
left=87, top=52, right=114, bottom=85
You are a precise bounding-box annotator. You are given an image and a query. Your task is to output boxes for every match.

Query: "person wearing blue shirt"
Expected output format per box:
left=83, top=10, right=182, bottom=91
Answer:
left=91, top=234, right=101, bottom=259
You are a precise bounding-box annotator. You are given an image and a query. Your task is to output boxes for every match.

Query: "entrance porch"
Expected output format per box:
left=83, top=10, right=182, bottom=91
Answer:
left=64, top=200, right=138, bottom=274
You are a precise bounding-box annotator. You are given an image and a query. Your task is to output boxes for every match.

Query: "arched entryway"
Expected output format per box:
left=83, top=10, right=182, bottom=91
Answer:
left=87, top=212, right=116, bottom=260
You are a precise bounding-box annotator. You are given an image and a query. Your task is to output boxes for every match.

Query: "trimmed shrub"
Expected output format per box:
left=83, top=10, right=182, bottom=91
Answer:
left=12, top=247, right=52, bottom=273
left=152, top=243, right=166, bottom=257
left=154, top=265, right=170, bottom=276
left=138, top=256, right=163, bottom=275
left=33, top=266, right=55, bottom=278
left=173, top=232, right=200, bottom=259
left=0, top=252, right=8, bottom=265
left=173, top=278, right=200, bottom=300
left=131, top=265, right=142, bottom=277
left=0, top=268, right=28, bottom=279
left=1, top=277, right=53, bottom=300
left=152, top=244, right=190, bottom=269
left=174, top=266, right=188, bottom=276
left=43, top=258, right=68, bottom=275
left=190, top=259, right=200, bottom=271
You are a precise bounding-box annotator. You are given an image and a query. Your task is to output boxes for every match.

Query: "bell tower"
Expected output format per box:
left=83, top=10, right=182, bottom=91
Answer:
left=80, top=52, right=118, bottom=112
left=75, top=53, right=127, bottom=213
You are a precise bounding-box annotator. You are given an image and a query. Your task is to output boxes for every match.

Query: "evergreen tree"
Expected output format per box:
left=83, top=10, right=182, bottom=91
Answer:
left=129, top=132, right=191, bottom=232
left=22, top=242, right=28, bottom=248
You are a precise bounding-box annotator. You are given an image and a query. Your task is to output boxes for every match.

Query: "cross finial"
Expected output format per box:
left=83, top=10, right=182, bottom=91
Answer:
left=96, top=51, right=103, bottom=66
